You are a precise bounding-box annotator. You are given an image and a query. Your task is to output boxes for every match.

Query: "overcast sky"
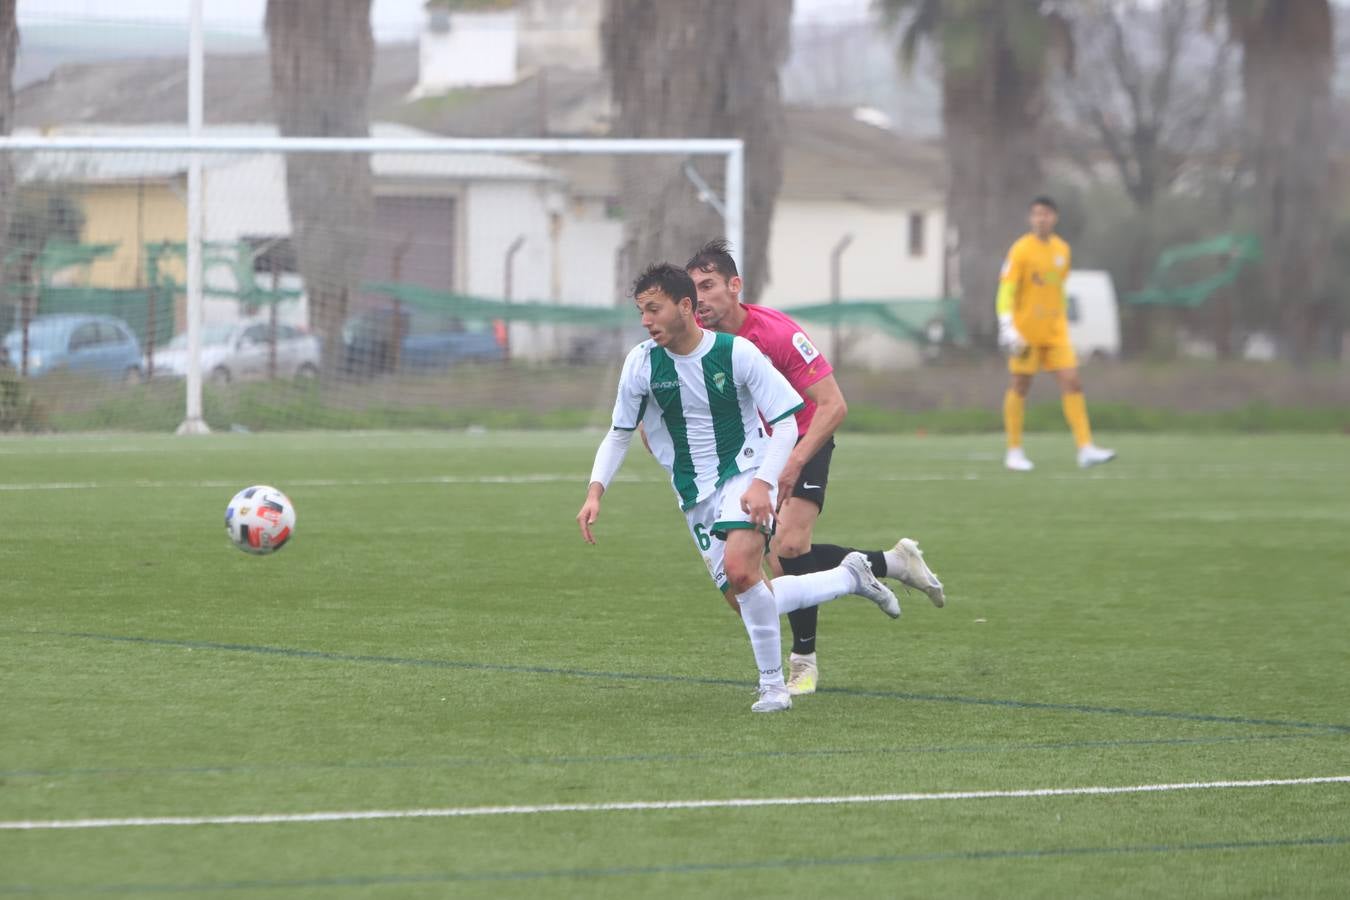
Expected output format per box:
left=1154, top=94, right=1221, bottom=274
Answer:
left=18, top=0, right=874, bottom=40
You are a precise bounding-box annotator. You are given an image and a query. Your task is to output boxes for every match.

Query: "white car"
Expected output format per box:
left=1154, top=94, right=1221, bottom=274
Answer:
left=149, top=321, right=320, bottom=384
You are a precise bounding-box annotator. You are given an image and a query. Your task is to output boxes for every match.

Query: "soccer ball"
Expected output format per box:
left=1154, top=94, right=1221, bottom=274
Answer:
left=225, top=485, right=295, bottom=555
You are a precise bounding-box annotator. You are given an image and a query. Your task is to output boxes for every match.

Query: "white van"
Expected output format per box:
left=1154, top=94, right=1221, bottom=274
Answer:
left=1064, top=269, right=1121, bottom=360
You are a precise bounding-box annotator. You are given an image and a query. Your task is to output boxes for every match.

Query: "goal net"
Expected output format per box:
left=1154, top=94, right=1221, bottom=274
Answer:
left=0, top=134, right=743, bottom=434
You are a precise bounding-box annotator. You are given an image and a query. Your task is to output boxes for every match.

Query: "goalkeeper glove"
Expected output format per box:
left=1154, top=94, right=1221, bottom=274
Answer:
left=998, top=314, right=1026, bottom=355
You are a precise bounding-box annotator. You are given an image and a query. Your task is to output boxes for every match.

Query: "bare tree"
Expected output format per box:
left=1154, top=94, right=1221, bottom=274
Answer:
left=878, top=0, right=1073, bottom=346
left=602, top=0, right=792, bottom=303
left=265, top=0, right=375, bottom=377
left=1055, top=0, right=1240, bottom=355
left=1060, top=1, right=1236, bottom=212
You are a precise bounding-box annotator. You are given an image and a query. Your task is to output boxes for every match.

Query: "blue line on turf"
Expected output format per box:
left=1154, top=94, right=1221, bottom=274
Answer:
left=23, top=629, right=1350, bottom=734
left=2, top=836, right=1346, bottom=894
left=1, top=732, right=1329, bottom=781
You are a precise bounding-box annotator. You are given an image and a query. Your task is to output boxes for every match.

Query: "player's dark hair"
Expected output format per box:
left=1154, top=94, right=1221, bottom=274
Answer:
left=632, top=262, right=696, bottom=309
left=1030, top=195, right=1058, bottom=212
left=685, top=238, right=739, bottom=280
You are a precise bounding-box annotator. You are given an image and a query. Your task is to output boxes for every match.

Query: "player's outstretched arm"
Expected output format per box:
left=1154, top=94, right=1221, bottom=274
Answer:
left=577, top=484, right=604, bottom=544
left=579, top=427, right=635, bottom=543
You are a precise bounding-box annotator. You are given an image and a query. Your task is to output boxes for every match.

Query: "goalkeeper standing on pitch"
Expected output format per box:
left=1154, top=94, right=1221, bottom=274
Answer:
left=997, top=196, right=1116, bottom=472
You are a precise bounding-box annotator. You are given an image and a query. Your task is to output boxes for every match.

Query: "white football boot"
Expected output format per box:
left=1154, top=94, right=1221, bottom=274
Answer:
left=786, top=652, right=819, bottom=696
left=1077, top=444, right=1117, bottom=468
left=1005, top=447, right=1035, bottom=471
left=887, top=538, right=946, bottom=608
left=843, top=551, right=900, bottom=618
left=751, top=684, right=792, bottom=713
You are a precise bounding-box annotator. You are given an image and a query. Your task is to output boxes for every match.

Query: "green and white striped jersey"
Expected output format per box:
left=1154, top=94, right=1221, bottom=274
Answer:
left=611, top=330, right=804, bottom=511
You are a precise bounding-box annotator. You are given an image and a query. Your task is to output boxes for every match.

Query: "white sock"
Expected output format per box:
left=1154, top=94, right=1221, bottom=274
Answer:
left=735, top=580, right=785, bottom=688
left=883, top=548, right=904, bottom=579
left=770, top=568, right=853, bottom=614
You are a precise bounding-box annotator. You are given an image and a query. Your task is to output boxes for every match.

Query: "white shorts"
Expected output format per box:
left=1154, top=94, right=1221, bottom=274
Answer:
left=684, top=470, right=777, bottom=592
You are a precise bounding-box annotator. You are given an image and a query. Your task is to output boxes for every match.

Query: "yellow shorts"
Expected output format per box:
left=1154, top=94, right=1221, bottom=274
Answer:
left=1008, top=343, right=1078, bottom=375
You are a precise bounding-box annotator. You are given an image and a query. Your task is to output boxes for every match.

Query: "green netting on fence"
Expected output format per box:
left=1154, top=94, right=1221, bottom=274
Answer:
left=1125, top=233, right=1261, bottom=308
left=367, top=281, right=963, bottom=345
left=4, top=238, right=962, bottom=349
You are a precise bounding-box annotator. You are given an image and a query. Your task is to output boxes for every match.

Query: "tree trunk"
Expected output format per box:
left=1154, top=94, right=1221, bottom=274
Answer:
left=943, top=14, right=1049, bottom=348
left=265, top=0, right=375, bottom=378
left=1233, top=0, right=1334, bottom=362
left=0, top=0, right=18, bottom=318
left=602, top=0, right=791, bottom=303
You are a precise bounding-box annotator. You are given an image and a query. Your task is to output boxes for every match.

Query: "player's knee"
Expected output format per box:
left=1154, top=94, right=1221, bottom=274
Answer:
left=773, top=534, right=811, bottom=560
left=723, top=560, right=761, bottom=595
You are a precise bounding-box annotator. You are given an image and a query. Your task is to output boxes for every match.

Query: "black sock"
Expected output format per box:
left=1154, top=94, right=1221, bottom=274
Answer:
left=779, top=551, right=819, bottom=655
left=811, top=543, right=888, bottom=579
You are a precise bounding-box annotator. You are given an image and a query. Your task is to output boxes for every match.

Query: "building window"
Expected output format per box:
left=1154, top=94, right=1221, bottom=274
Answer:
left=908, top=212, right=925, bottom=257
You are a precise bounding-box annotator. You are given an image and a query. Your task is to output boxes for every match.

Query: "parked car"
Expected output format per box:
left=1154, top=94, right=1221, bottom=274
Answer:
left=2, top=314, right=143, bottom=382
left=151, top=320, right=320, bottom=384
left=342, top=309, right=505, bottom=376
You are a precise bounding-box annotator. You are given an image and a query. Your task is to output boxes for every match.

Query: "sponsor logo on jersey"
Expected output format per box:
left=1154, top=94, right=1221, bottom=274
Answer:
left=792, top=332, right=819, bottom=363
left=743, top=447, right=754, bottom=457
left=650, top=379, right=681, bottom=391
left=1054, top=255, right=1066, bottom=267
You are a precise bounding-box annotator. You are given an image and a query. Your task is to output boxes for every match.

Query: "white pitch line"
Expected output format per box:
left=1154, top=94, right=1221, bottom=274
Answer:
left=0, top=474, right=608, bottom=492
left=2, top=466, right=1343, bottom=492
left=4, top=775, right=1346, bottom=832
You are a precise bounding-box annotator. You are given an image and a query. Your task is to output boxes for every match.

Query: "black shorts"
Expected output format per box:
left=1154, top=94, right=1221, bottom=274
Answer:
left=790, top=436, right=834, bottom=512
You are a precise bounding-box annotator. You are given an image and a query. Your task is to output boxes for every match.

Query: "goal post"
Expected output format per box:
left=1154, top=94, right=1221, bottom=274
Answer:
left=0, top=134, right=744, bottom=434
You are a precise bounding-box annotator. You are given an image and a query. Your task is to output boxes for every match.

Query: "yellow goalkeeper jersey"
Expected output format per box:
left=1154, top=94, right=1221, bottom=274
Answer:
left=998, top=233, right=1071, bottom=346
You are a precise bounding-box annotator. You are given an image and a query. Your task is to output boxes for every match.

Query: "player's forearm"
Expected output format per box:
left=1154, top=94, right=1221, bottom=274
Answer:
left=754, top=415, right=798, bottom=488
left=996, top=281, right=1017, bottom=318
left=790, top=395, right=845, bottom=467
left=588, top=428, right=634, bottom=491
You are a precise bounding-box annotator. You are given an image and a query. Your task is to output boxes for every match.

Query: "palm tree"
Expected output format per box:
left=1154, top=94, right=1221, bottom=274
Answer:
left=265, top=0, right=375, bottom=377
left=877, top=0, right=1071, bottom=345
left=602, top=0, right=792, bottom=303
left=1214, top=0, right=1334, bottom=358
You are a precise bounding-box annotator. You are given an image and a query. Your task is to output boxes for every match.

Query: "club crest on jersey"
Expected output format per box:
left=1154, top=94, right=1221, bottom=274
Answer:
left=712, top=371, right=727, bottom=392
left=792, top=332, right=819, bottom=363
left=1054, top=255, right=1066, bottom=267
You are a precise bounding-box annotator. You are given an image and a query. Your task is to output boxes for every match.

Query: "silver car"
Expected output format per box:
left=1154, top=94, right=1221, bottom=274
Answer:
left=150, top=321, right=320, bottom=384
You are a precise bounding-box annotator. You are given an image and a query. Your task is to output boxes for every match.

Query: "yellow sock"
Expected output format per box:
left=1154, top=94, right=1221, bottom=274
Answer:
left=1003, top=390, right=1025, bottom=449
left=1062, top=392, right=1093, bottom=448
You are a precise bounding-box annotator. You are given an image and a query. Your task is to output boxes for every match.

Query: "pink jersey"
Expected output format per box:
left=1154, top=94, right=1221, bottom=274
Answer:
left=736, top=304, right=833, bottom=434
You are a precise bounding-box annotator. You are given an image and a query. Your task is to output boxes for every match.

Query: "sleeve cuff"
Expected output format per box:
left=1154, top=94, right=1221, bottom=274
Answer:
left=768, top=403, right=804, bottom=425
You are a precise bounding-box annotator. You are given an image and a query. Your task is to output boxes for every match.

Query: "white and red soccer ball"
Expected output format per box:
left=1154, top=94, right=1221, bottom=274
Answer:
left=225, top=485, right=295, bottom=555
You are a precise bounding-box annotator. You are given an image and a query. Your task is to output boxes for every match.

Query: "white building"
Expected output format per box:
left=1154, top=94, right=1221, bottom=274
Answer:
left=18, top=123, right=573, bottom=359
left=547, top=107, right=950, bottom=370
